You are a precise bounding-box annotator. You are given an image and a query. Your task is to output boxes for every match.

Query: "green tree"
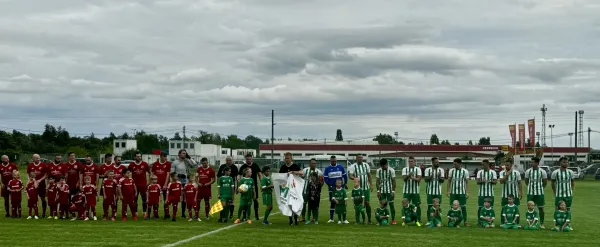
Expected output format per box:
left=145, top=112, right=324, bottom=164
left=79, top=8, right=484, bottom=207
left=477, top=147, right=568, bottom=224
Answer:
left=373, top=133, right=398, bottom=144
left=67, top=146, right=88, bottom=157
left=244, top=135, right=264, bottom=150
left=468, top=140, right=473, bottom=145
left=454, top=142, right=460, bottom=145
left=223, top=135, right=245, bottom=149
left=172, top=132, right=182, bottom=140
left=478, top=137, right=491, bottom=145
left=120, top=148, right=139, bottom=160
left=430, top=134, right=440, bottom=145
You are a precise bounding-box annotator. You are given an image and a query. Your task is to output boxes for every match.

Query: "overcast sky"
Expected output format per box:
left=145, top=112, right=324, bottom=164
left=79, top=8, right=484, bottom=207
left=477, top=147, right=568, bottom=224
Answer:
left=1, top=0, right=600, bottom=147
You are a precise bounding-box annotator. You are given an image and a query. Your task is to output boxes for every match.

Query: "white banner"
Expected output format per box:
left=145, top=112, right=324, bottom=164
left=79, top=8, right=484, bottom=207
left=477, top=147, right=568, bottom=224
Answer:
left=272, top=173, right=305, bottom=217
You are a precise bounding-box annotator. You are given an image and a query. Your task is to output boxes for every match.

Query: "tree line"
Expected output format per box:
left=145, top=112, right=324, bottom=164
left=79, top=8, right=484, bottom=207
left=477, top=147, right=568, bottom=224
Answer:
left=0, top=124, right=267, bottom=162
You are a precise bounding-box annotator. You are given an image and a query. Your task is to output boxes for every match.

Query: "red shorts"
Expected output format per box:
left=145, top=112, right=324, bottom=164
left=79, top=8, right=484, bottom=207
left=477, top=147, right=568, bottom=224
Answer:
left=37, top=182, right=47, bottom=198
left=167, top=196, right=180, bottom=205
left=197, top=188, right=211, bottom=201
left=186, top=203, right=198, bottom=210
left=86, top=201, right=96, bottom=208
left=11, top=193, right=21, bottom=203
left=136, top=185, right=147, bottom=194
left=28, top=199, right=38, bottom=208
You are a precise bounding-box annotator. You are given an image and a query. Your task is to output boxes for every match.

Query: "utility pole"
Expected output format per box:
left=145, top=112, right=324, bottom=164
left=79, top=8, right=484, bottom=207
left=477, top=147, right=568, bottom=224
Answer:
left=183, top=125, right=186, bottom=149
left=575, top=111, right=578, bottom=167
left=578, top=110, right=584, bottom=147
left=549, top=124, right=555, bottom=163
left=588, top=127, right=592, bottom=164
left=271, top=110, right=275, bottom=166
left=394, top=132, right=398, bottom=143
left=568, top=133, right=573, bottom=147
left=541, top=104, right=547, bottom=147
left=131, top=129, right=137, bottom=140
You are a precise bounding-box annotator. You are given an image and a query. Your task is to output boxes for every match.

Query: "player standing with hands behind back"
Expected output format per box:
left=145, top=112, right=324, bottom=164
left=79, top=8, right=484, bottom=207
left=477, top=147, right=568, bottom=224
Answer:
left=196, top=157, right=215, bottom=220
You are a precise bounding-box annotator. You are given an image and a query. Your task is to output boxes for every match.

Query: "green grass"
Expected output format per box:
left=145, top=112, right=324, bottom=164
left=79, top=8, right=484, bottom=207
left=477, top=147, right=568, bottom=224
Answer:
left=1, top=173, right=598, bottom=247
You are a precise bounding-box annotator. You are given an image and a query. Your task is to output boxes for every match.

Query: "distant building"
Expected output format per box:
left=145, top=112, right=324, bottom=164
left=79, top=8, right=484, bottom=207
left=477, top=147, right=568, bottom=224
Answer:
left=112, top=139, right=138, bottom=156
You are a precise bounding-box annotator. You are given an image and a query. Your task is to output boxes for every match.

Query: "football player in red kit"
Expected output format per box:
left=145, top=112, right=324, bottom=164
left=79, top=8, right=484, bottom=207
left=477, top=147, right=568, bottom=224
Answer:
left=185, top=175, right=199, bottom=221
left=46, top=154, right=67, bottom=182
left=196, top=157, right=216, bottom=219
left=46, top=176, right=59, bottom=219
left=80, top=155, right=99, bottom=188
left=151, top=152, right=171, bottom=216
left=118, top=169, right=137, bottom=221
left=99, top=154, right=113, bottom=191
left=112, top=156, right=126, bottom=182
left=70, top=190, right=86, bottom=220
left=66, top=152, right=82, bottom=197
left=166, top=172, right=183, bottom=221
left=82, top=176, right=98, bottom=220
left=146, top=175, right=161, bottom=220
left=102, top=170, right=118, bottom=221
left=1, top=155, right=19, bottom=217
left=8, top=170, right=24, bottom=218
left=26, top=172, right=39, bottom=219
left=27, top=154, right=48, bottom=217
left=129, top=152, right=150, bottom=217
left=57, top=176, right=70, bottom=219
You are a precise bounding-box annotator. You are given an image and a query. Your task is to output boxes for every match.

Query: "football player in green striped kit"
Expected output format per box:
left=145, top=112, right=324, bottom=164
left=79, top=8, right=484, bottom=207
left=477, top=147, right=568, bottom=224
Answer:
left=476, top=160, right=497, bottom=223
left=424, top=157, right=444, bottom=226
left=499, top=162, right=522, bottom=224
left=447, top=158, right=470, bottom=227
left=524, top=157, right=547, bottom=228
left=348, top=155, right=372, bottom=224
left=551, top=157, right=575, bottom=230
left=376, top=158, right=396, bottom=224
left=402, top=156, right=422, bottom=226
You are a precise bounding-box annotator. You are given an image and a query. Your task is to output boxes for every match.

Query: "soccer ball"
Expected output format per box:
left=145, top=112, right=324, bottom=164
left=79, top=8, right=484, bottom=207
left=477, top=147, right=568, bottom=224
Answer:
left=239, top=184, right=248, bottom=193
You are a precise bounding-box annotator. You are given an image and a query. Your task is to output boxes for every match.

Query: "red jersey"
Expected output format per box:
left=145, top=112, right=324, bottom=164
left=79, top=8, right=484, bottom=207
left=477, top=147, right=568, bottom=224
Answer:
left=147, top=184, right=161, bottom=205
left=102, top=179, right=117, bottom=202
left=66, top=161, right=82, bottom=188
left=112, top=165, right=126, bottom=182
left=197, top=166, right=215, bottom=186
left=46, top=163, right=68, bottom=181
left=9, top=179, right=24, bottom=194
left=72, top=193, right=86, bottom=208
left=81, top=163, right=100, bottom=185
left=47, top=183, right=59, bottom=204
left=129, top=161, right=150, bottom=187
left=119, top=178, right=135, bottom=201
left=57, top=183, right=70, bottom=204
left=99, top=163, right=113, bottom=178
left=27, top=162, right=47, bottom=181
left=26, top=182, right=38, bottom=201
left=82, top=184, right=97, bottom=206
left=151, top=161, right=171, bottom=188
left=0, top=163, right=18, bottom=186
left=167, top=181, right=182, bottom=203
left=184, top=183, right=197, bottom=204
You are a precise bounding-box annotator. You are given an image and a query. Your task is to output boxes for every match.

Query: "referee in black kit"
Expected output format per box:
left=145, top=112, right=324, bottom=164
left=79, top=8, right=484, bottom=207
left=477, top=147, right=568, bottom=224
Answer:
left=217, top=156, right=239, bottom=220
left=279, top=152, right=303, bottom=225
left=238, top=153, right=262, bottom=221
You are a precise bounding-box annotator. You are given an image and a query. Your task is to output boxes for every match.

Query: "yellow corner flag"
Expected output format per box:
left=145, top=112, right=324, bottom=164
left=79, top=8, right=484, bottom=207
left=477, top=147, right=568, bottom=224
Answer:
left=209, top=200, right=224, bottom=215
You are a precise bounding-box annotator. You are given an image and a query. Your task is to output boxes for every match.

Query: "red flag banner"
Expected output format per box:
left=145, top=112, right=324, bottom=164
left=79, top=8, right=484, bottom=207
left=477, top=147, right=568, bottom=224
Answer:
left=519, top=124, right=525, bottom=151
left=528, top=119, right=535, bottom=147
left=509, top=125, right=516, bottom=149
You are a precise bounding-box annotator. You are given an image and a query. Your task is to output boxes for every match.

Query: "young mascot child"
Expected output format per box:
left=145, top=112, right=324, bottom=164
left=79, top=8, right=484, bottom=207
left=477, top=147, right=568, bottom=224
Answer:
left=82, top=176, right=98, bottom=220
left=447, top=200, right=463, bottom=228
left=8, top=170, right=24, bottom=218
left=166, top=172, right=183, bottom=221
left=26, top=172, right=39, bottom=219
left=102, top=170, right=117, bottom=221
left=332, top=179, right=348, bottom=224
left=184, top=174, right=200, bottom=222
left=524, top=201, right=540, bottom=230
left=46, top=176, right=59, bottom=219
left=428, top=198, right=442, bottom=228
left=351, top=178, right=366, bottom=224
left=376, top=200, right=390, bottom=226
left=146, top=175, right=162, bottom=220
left=217, top=167, right=235, bottom=223
left=479, top=198, right=496, bottom=228
left=306, top=172, right=323, bottom=224
left=261, top=166, right=274, bottom=225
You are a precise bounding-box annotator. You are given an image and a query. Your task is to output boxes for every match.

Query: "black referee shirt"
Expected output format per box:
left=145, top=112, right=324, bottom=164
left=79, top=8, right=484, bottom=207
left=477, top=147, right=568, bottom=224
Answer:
left=239, top=162, right=261, bottom=182
left=279, top=163, right=301, bottom=173
left=217, top=164, right=239, bottom=179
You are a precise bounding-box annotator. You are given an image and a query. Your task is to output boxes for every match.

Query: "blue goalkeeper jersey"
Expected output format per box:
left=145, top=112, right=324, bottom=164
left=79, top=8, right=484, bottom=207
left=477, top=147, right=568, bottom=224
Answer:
left=324, top=164, right=348, bottom=187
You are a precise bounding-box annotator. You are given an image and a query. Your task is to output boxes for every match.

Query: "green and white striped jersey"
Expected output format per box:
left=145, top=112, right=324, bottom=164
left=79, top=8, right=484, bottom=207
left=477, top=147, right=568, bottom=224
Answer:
left=401, top=166, right=421, bottom=194
left=551, top=169, right=574, bottom=197
left=499, top=170, right=521, bottom=198
left=349, top=162, right=370, bottom=189
left=424, top=167, right=445, bottom=195
left=476, top=169, right=497, bottom=197
left=376, top=167, right=395, bottom=193
left=302, top=167, right=323, bottom=193
left=448, top=168, right=469, bottom=195
left=525, top=168, right=547, bottom=196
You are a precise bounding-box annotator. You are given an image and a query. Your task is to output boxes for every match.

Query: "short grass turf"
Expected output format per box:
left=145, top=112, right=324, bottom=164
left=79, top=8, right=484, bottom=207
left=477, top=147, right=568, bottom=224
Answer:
left=1, top=172, right=598, bottom=247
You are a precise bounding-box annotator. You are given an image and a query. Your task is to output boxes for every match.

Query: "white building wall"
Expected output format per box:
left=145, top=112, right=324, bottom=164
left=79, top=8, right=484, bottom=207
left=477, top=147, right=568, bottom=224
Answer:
left=168, top=140, right=201, bottom=155
left=113, top=139, right=138, bottom=156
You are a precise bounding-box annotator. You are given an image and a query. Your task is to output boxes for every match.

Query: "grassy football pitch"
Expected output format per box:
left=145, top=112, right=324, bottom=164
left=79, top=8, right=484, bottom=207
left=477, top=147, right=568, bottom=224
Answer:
left=1, top=173, right=598, bottom=247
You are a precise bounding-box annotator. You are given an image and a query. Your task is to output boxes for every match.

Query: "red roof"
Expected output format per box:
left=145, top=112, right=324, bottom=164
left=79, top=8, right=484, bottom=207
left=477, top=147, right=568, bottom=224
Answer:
left=258, top=144, right=591, bottom=153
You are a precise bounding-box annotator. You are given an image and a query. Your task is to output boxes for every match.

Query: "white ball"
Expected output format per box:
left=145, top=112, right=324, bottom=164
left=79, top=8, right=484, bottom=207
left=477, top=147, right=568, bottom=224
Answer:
left=239, top=184, right=248, bottom=192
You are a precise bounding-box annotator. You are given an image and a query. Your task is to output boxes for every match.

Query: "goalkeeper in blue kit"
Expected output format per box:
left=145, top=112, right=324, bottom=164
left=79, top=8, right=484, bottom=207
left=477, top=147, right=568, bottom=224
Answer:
left=323, top=156, right=348, bottom=223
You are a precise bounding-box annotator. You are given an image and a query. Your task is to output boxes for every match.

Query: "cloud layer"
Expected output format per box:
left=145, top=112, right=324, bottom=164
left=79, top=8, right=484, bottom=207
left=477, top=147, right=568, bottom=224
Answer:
left=2, top=0, right=600, bottom=146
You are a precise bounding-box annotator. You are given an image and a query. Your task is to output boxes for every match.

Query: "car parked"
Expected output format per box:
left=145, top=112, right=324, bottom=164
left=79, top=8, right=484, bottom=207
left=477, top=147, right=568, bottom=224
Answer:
left=567, top=167, right=585, bottom=180
left=582, top=163, right=600, bottom=175
left=539, top=166, right=551, bottom=174
left=595, top=168, right=600, bottom=180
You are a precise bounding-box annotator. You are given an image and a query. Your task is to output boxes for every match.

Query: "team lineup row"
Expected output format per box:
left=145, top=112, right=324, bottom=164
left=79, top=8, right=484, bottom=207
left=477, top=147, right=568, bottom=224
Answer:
left=0, top=152, right=575, bottom=231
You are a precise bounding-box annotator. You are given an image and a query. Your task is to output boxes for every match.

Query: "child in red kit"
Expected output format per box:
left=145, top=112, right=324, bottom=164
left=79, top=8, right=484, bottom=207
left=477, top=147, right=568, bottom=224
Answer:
left=57, top=176, right=70, bottom=219
left=166, top=172, right=182, bottom=221
left=102, top=170, right=118, bottom=221
left=118, top=169, right=137, bottom=221
left=185, top=174, right=199, bottom=221
left=82, top=176, right=98, bottom=220
left=70, top=191, right=86, bottom=220
left=146, top=175, right=161, bottom=220
left=8, top=170, right=24, bottom=218
left=26, top=172, right=39, bottom=219
left=46, top=176, right=59, bottom=219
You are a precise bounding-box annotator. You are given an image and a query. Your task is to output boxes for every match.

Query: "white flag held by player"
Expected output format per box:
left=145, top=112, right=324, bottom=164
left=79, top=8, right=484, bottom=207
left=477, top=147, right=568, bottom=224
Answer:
left=272, top=173, right=305, bottom=216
